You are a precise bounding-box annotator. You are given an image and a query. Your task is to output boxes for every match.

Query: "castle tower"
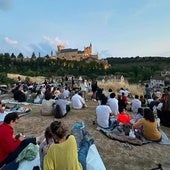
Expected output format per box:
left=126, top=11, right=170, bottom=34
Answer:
left=84, top=43, right=92, bottom=56
left=57, top=45, right=64, bottom=52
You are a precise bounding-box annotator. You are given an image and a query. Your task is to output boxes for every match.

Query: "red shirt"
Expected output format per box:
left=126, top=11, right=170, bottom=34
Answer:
left=117, top=112, right=131, bottom=124
left=0, top=123, right=21, bottom=162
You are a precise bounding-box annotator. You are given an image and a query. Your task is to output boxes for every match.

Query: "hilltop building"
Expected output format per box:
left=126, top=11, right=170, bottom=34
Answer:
left=52, top=43, right=98, bottom=61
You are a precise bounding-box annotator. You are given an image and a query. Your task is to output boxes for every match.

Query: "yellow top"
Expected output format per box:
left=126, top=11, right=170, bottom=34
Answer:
left=44, top=135, right=82, bottom=170
left=133, top=118, right=161, bottom=141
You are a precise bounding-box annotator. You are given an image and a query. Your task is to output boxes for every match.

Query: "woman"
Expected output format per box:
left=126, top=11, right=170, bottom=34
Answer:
left=44, top=121, right=92, bottom=170
left=133, top=108, right=162, bottom=142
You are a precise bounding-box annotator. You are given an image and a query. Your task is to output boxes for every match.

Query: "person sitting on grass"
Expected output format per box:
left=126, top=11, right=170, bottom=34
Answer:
left=117, top=107, right=131, bottom=125
left=39, top=126, right=54, bottom=170
left=133, top=108, right=162, bottom=142
left=71, top=90, right=87, bottom=109
left=44, top=121, right=93, bottom=170
left=96, top=94, right=117, bottom=129
left=0, top=112, right=42, bottom=169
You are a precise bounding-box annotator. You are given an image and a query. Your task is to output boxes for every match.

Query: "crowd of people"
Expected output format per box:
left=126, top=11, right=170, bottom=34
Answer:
left=0, top=76, right=170, bottom=169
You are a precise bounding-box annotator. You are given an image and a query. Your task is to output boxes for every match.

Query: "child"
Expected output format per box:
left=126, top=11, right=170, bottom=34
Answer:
left=117, top=107, right=131, bottom=125
left=130, top=108, right=143, bottom=134
left=39, top=126, right=54, bottom=170
left=130, top=108, right=143, bottom=125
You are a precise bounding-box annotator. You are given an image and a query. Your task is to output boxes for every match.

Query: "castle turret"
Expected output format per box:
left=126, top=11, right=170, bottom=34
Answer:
left=57, top=45, right=64, bottom=52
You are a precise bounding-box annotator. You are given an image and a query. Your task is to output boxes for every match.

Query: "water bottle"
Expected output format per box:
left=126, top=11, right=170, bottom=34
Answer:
left=129, top=129, right=135, bottom=138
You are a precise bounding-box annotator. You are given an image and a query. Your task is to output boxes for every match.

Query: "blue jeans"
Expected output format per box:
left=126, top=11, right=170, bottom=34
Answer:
left=0, top=138, right=36, bottom=168
left=78, top=140, right=91, bottom=170
left=109, top=118, right=118, bottom=129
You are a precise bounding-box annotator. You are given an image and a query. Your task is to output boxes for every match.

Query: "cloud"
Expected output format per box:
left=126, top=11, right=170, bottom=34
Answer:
left=43, top=36, right=69, bottom=46
left=4, top=37, right=18, bottom=45
left=0, top=0, right=12, bottom=11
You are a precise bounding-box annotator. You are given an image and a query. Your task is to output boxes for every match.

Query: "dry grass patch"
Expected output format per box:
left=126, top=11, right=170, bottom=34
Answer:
left=14, top=95, right=170, bottom=170
left=7, top=73, right=45, bottom=83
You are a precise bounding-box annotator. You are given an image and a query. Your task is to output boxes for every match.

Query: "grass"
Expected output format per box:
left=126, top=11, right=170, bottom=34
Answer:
left=14, top=94, right=170, bottom=170
left=5, top=74, right=170, bottom=169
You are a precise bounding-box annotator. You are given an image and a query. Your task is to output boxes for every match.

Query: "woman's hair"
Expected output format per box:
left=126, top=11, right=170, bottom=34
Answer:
left=50, top=121, right=68, bottom=139
left=143, top=108, right=155, bottom=122
left=138, top=108, right=143, bottom=115
left=45, top=126, right=53, bottom=144
left=4, top=112, right=19, bottom=124
left=119, top=107, right=125, bottom=113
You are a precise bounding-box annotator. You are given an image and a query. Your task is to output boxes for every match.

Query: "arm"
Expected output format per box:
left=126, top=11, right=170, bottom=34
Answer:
left=133, top=119, right=143, bottom=129
left=1, top=130, right=21, bottom=153
left=44, top=147, right=55, bottom=170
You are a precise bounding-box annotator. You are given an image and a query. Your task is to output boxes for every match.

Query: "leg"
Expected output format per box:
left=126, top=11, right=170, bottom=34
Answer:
left=78, top=140, right=93, bottom=170
left=0, top=138, right=36, bottom=166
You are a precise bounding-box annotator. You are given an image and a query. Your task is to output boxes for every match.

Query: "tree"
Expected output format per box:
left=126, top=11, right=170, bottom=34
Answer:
left=17, top=53, right=24, bottom=60
left=31, top=52, right=36, bottom=59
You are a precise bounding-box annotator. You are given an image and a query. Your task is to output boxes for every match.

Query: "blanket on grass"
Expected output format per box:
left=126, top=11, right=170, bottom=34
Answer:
left=2, top=98, right=41, bottom=106
left=0, top=106, right=31, bottom=123
left=97, top=126, right=170, bottom=145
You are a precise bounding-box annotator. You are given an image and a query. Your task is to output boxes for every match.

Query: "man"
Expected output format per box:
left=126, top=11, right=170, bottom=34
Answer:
left=107, top=92, right=119, bottom=115
left=96, top=94, right=117, bottom=129
left=131, top=95, right=142, bottom=113
left=71, top=91, right=87, bottom=109
left=55, top=94, right=70, bottom=117
left=0, top=112, right=37, bottom=168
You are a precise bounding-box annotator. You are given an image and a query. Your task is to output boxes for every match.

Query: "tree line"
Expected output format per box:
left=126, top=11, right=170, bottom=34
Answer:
left=0, top=52, right=170, bottom=84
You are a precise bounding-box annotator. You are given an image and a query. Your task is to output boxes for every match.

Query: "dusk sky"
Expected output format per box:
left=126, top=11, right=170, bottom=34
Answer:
left=0, top=0, right=170, bottom=58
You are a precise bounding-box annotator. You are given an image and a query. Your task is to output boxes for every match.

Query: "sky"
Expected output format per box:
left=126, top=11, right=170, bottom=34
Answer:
left=0, top=0, right=170, bottom=59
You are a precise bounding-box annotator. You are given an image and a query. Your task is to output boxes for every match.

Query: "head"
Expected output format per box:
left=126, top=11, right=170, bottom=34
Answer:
left=135, top=95, right=139, bottom=99
left=100, top=94, right=107, bottom=105
left=143, top=108, right=155, bottom=122
left=110, top=92, right=116, bottom=99
left=4, top=112, right=19, bottom=126
left=44, top=91, right=52, bottom=100
left=108, top=89, right=113, bottom=92
left=137, top=108, right=143, bottom=115
left=45, top=126, right=53, bottom=144
left=50, top=121, right=68, bottom=140
left=119, top=107, right=125, bottom=113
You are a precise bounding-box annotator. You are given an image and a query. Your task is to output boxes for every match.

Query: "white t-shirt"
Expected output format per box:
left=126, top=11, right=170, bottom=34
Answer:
left=63, top=90, right=70, bottom=99
left=0, top=111, right=8, bottom=122
left=96, top=105, right=112, bottom=128
left=131, top=99, right=141, bottom=113
left=71, top=94, right=85, bottom=109
left=108, top=98, right=119, bottom=115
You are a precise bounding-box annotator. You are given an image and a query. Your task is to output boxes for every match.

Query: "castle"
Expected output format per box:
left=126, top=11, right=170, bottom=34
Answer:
left=53, top=43, right=98, bottom=61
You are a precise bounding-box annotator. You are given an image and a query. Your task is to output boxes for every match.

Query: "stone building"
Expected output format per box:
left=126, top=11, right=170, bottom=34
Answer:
left=54, top=43, right=98, bottom=61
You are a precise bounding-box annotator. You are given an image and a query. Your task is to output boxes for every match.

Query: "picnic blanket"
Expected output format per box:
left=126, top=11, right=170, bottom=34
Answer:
left=2, top=98, right=41, bottom=106
left=0, top=106, right=31, bottom=123
left=97, top=126, right=170, bottom=145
